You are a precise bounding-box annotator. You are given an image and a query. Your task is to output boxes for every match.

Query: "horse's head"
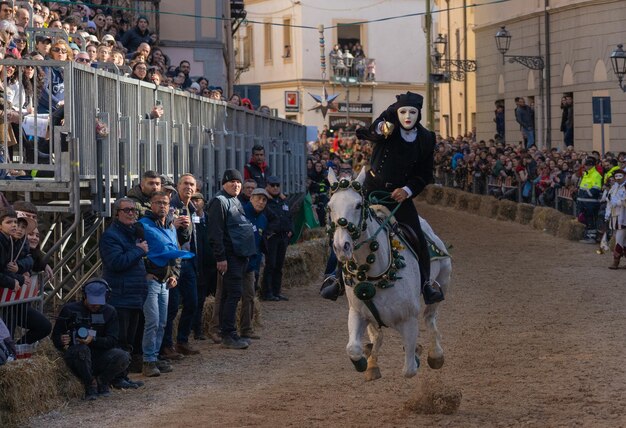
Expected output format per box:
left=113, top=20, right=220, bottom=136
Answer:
left=327, top=168, right=368, bottom=261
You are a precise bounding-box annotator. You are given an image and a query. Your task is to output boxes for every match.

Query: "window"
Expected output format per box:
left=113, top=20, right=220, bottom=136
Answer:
left=243, top=25, right=254, bottom=66
left=264, top=22, right=272, bottom=63
left=283, top=18, right=292, bottom=61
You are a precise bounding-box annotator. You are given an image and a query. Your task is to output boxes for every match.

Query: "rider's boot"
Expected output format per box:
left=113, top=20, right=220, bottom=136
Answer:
left=416, top=231, right=444, bottom=305
left=320, top=273, right=344, bottom=301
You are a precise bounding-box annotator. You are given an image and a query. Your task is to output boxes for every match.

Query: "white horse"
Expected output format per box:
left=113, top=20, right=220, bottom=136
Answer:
left=327, top=168, right=451, bottom=380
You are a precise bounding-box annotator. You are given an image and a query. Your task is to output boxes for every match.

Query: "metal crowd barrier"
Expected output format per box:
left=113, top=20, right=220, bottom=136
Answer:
left=0, top=58, right=307, bottom=216
left=433, top=169, right=577, bottom=216
left=0, top=274, right=43, bottom=342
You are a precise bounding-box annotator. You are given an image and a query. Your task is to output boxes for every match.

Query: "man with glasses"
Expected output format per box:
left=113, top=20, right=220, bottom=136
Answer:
left=238, top=179, right=256, bottom=205
left=74, top=51, right=91, bottom=65
left=261, top=176, right=293, bottom=301
left=99, top=197, right=148, bottom=389
left=139, top=191, right=194, bottom=376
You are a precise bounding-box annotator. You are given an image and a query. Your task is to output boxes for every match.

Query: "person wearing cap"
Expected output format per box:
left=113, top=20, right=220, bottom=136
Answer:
left=261, top=176, right=293, bottom=301
left=34, top=35, right=52, bottom=57
left=240, top=188, right=269, bottom=339
left=99, top=197, right=149, bottom=388
left=244, top=144, right=270, bottom=188
left=101, top=34, right=116, bottom=47
left=127, top=170, right=162, bottom=218
left=605, top=169, right=626, bottom=268
left=161, top=173, right=201, bottom=357
left=187, top=81, right=201, bottom=95
left=52, top=278, right=130, bottom=400
left=349, top=91, right=443, bottom=305
left=189, top=192, right=217, bottom=340
left=207, top=169, right=256, bottom=349
left=577, top=157, right=603, bottom=244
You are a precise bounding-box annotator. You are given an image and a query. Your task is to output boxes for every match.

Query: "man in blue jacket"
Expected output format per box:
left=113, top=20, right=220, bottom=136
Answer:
left=99, top=197, right=148, bottom=389
left=241, top=188, right=269, bottom=340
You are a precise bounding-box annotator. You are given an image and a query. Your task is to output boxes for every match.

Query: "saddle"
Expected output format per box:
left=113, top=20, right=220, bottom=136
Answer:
left=370, top=204, right=448, bottom=261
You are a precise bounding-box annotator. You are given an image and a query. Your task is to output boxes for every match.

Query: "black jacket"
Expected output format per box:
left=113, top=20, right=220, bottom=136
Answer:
left=207, top=190, right=256, bottom=261
left=0, top=233, right=31, bottom=290
left=265, top=196, right=294, bottom=235
left=52, top=301, right=119, bottom=358
left=359, top=110, right=435, bottom=197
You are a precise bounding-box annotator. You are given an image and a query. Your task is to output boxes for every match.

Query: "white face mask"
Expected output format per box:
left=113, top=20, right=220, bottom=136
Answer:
left=397, top=106, right=419, bottom=130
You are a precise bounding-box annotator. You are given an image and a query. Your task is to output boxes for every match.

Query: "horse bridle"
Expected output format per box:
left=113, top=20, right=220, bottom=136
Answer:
left=325, top=178, right=369, bottom=241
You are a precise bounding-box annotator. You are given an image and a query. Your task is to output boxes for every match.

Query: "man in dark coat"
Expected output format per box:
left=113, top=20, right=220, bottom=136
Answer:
left=127, top=170, right=162, bottom=218
left=207, top=169, right=257, bottom=349
left=99, top=197, right=148, bottom=389
left=260, top=176, right=293, bottom=301
left=356, top=91, right=443, bottom=304
left=120, top=16, right=153, bottom=54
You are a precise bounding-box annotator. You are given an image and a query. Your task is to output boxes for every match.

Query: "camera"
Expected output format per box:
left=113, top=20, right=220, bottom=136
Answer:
left=66, top=312, right=92, bottom=345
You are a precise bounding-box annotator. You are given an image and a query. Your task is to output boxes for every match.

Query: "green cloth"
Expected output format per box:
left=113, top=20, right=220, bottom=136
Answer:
left=291, top=192, right=320, bottom=244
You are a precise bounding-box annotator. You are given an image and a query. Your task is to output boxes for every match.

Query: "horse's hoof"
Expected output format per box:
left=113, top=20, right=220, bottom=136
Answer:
left=351, top=357, right=368, bottom=372
left=428, top=355, right=445, bottom=370
left=364, top=343, right=373, bottom=358
left=365, top=367, right=381, bottom=381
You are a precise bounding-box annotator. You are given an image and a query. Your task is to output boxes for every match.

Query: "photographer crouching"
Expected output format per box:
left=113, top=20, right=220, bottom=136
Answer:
left=52, top=278, right=130, bottom=400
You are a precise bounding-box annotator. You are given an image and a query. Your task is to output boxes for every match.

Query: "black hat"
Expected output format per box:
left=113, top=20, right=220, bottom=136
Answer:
left=222, top=169, right=243, bottom=184
left=584, top=157, right=596, bottom=166
left=267, top=175, right=281, bottom=185
left=394, top=91, right=423, bottom=110
left=35, top=35, right=52, bottom=44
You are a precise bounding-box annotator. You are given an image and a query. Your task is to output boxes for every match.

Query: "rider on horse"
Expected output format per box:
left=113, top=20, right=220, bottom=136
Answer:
left=322, top=91, right=444, bottom=305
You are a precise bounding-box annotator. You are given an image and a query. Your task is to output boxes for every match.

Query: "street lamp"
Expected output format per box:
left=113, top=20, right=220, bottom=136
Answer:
left=610, top=44, right=626, bottom=92
left=495, top=26, right=544, bottom=70
left=431, top=33, right=477, bottom=81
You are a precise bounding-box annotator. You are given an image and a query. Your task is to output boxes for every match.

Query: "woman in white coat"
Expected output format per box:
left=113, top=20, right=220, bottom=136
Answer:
left=605, top=169, right=626, bottom=269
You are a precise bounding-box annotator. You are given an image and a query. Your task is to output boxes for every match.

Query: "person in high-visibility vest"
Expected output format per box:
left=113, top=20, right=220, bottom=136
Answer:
left=577, top=157, right=603, bottom=243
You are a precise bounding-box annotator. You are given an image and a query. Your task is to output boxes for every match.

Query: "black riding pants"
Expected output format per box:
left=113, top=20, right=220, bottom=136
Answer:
left=392, top=199, right=431, bottom=286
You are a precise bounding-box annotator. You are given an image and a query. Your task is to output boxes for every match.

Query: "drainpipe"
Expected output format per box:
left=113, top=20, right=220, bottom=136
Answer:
left=544, top=0, right=552, bottom=148
left=463, top=0, right=468, bottom=133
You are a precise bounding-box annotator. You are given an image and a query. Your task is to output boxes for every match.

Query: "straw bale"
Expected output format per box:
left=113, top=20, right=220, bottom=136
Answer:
left=282, top=238, right=328, bottom=289
left=515, top=203, right=535, bottom=225
left=425, top=185, right=444, bottom=205
left=442, top=188, right=459, bottom=207
left=466, top=194, right=482, bottom=213
left=497, top=199, right=518, bottom=221
left=301, top=227, right=327, bottom=241
left=531, top=207, right=563, bottom=235
left=557, top=217, right=586, bottom=241
left=455, top=192, right=470, bottom=211
left=0, top=339, right=82, bottom=427
left=478, top=196, right=499, bottom=218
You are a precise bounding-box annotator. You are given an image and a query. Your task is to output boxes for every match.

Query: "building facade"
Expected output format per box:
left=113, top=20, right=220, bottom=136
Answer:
left=236, top=0, right=430, bottom=133
left=474, top=0, right=626, bottom=152
left=432, top=0, right=477, bottom=139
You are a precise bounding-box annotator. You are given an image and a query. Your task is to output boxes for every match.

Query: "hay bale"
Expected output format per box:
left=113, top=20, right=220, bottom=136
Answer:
left=425, top=185, right=444, bottom=205
left=0, top=339, right=82, bottom=427
left=466, top=194, right=482, bottom=213
left=282, top=238, right=327, bottom=289
left=442, top=188, right=458, bottom=207
left=531, top=207, right=563, bottom=235
left=497, top=199, right=518, bottom=221
left=557, top=217, right=586, bottom=241
left=478, top=196, right=499, bottom=218
left=300, top=227, right=327, bottom=241
left=455, top=192, right=470, bottom=211
left=516, top=203, right=535, bottom=225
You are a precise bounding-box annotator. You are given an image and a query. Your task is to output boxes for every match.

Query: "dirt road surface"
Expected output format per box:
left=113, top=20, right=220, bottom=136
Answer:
left=29, top=203, right=626, bottom=427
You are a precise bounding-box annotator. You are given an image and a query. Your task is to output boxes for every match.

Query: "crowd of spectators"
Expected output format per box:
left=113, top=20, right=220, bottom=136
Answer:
left=0, top=145, right=297, bottom=400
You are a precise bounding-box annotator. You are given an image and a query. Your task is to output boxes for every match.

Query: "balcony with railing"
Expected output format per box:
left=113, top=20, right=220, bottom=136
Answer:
left=329, top=50, right=376, bottom=85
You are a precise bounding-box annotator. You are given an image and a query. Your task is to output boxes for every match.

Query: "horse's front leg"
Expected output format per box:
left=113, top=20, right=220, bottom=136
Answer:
left=364, top=323, right=383, bottom=381
left=397, top=318, right=419, bottom=378
left=346, top=307, right=368, bottom=372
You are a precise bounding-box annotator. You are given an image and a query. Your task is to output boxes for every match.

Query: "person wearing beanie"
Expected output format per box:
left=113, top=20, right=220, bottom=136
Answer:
left=120, top=15, right=152, bottom=54
left=206, top=169, right=256, bottom=349
left=348, top=91, right=443, bottom=305
left=605, top=169, right=626, bottom=268
left=188, top=82, right=201, bottom=94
